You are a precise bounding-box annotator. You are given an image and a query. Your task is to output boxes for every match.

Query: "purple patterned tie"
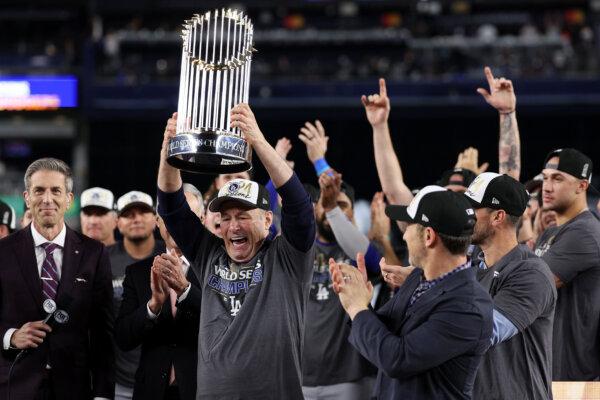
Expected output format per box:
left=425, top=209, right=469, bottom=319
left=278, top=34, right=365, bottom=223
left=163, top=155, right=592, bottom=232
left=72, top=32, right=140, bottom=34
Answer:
left=40, top=243, right=60, bottom=300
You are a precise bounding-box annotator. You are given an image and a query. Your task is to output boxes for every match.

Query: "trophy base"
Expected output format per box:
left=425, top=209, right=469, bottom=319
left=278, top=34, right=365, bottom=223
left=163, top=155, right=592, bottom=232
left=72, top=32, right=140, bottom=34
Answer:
left=167, top=132, right=252, bottom=174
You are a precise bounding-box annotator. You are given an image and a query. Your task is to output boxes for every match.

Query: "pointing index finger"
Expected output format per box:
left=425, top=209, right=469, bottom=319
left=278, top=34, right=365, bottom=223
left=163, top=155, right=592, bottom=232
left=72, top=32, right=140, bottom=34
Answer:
left=379, top=78, right=387, bottom=97
left=484, top=66, right=495, bottom=88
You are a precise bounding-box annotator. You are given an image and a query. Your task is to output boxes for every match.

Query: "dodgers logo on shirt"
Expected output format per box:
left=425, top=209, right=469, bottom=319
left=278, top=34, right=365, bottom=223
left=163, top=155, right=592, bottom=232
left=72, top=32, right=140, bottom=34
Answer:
left=311, top=254, right=351, bottom=302
left=207, top=257, right=264, bottom=316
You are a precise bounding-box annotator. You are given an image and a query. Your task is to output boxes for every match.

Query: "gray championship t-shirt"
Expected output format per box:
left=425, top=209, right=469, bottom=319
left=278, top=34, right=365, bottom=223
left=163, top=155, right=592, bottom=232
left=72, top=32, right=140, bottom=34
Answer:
left=108, top=240, right=166, bottom=387
left=535, top=210, right=600, bottom=380
left=191, top=233, right=313, bottom=400
left=302, top=241, right=375, bottom=387
left=474, top=245, right=556, bottom=400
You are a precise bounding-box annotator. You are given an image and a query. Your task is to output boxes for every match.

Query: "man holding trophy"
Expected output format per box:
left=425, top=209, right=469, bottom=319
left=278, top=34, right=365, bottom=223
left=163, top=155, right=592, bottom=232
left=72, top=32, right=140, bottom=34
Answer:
left=155, top=9, right=316, bottom=399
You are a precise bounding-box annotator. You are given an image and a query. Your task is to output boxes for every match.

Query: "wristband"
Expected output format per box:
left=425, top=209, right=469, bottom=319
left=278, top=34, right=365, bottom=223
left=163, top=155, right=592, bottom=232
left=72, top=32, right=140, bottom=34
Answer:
left=313, top=157, right=332, bottom=176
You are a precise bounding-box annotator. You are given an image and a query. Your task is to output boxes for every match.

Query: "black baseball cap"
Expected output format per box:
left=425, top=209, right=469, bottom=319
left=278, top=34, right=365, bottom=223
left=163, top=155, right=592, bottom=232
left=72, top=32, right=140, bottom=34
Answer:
left=544, top=148, right=593, bottom=182
left=385, top=185, right=476, bottom=237
left=524, top=173, right=543, bottom=194
left=464, top=173, right=529, bottom=217
left=208, top=179, right=270, bottom=212
left=0, top=199, right=16, bottom=233
left=438, top=168, right=477, bottom=188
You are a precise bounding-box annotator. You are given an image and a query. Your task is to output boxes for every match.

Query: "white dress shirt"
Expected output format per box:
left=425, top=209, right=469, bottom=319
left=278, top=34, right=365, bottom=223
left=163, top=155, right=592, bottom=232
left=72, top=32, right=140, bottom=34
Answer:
left=32, top=223, right=66, bottom=278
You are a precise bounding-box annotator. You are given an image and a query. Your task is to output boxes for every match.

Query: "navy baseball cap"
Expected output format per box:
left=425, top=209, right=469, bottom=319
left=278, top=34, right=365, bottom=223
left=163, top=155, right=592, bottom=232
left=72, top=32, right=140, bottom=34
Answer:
left=385, top=185, right=476, bottom=237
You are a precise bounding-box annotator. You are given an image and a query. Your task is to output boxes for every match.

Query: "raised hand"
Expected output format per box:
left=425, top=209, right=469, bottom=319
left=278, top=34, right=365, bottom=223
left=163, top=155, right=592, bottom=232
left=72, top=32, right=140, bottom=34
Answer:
left=318, top=170, right=342, bottom=212
left=455, top=147, right=489, bottom=175
left=477, top=66, right=516, bottom=114
left=368, top=192, right=391, bottom=242
left=275, top=137, right=295, bottom=169
left=161, top=112, right=178, bottom=156
left=361, top=78, right=391, bottom=128
left=158, top=111, right=183, bottom=192
left=164, top=112, right=177, bottom=139
left=230, top=103, right=266, bottom=145
left=298, top=120, right=329, bottom=163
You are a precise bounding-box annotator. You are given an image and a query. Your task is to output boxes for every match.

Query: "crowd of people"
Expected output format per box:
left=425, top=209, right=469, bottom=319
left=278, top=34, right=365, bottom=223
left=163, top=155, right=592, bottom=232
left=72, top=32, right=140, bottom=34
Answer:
left=0, top=66, right=598, bottom=400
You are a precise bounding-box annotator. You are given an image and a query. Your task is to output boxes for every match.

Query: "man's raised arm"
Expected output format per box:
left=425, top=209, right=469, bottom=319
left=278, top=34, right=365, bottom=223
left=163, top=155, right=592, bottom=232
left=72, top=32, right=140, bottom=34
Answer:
left=156, top=112, right=204, bottom=260
left=158, top=112, right=183, bottom=193
left=477, top=66, right=521, bottom=181
left=231, top=104, right=314, bottom=252
left=231, top=103, right=293, bottom=188
left=363, top=79, right=413, bottom=207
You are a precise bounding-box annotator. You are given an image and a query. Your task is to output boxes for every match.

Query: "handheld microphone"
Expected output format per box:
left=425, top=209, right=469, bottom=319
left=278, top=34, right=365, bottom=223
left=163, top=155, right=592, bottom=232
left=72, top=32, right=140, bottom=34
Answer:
left=17, top=295, right=73, bottom=358
left=42, top=299, right=57, bottom=324
left=46, top=294, right=73, bottom=329
left=8, top=295, right=73, bottom=400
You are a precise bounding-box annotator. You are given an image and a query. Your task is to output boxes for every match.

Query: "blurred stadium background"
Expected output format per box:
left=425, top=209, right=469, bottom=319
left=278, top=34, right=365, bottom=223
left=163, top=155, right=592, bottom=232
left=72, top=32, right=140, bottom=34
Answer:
left=1, top=0, right=600, bottom=221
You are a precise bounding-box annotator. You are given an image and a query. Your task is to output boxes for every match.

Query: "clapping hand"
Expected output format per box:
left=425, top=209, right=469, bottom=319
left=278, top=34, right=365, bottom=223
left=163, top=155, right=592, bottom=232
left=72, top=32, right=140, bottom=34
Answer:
left=329, top=253, right=373, bottom=320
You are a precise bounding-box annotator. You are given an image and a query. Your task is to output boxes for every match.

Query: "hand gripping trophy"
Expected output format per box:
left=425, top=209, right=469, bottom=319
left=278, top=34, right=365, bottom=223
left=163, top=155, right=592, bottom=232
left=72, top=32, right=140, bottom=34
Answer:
left=167, top=9, right=255, bottom=173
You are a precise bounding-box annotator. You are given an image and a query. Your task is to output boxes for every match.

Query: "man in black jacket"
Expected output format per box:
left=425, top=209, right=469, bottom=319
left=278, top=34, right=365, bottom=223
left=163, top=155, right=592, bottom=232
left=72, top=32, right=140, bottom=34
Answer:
left=330, top=186, right=493, bottom=400
left=0, top=158, right=114, bottom=400
left=115, top=187, right=203, bottom=400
